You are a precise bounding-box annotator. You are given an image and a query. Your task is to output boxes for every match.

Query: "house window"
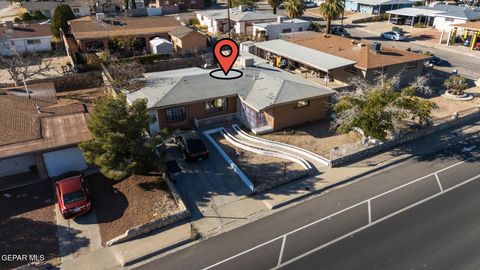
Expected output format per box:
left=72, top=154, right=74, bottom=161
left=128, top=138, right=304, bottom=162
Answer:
left=282, top=28, right=292, bottom=33
left=72, top=8, right=80, bottom=13
left=0, top=39, right=13, bottom=48
left=298, top=27, right=303, bottom=32
left=445, top=17, right=454, bottom=22
left=26, top=39, right=41, bottom=45
left=296, top=100, right=310, bottom=108
left=406, top=61, right=417, bottom=69
left=206, top=98, right=227, bottom=113
left=165, top=106, right=186, bottom=123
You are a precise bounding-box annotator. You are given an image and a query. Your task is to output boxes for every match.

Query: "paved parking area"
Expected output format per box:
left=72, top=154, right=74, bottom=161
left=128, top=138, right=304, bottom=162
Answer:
left=55, top=202, right=102, bottom=262
left=167, top=137, right=253, bottom=236
left=200, top=151, right=480, bottom=270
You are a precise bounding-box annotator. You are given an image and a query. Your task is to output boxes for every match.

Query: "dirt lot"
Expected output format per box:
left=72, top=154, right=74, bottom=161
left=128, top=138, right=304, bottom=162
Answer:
left=0, top=181, right=59, bottom=269
left=213, top=133, right=307, bottom=187
left=259, top=120, right=361, bottom=159
left=429, top=87, right=480, bottom=119
left=0, top=56, right=71, bottom=85
left=87, top=174, right=181, bottom=246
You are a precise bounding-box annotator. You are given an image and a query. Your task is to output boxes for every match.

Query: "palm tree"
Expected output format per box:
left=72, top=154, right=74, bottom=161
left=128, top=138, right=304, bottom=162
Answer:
left=268, top=0, right=282, bottom=14
left=318, top=0, right=344, bottom=34
left=284, top=0, right=305, bottom=18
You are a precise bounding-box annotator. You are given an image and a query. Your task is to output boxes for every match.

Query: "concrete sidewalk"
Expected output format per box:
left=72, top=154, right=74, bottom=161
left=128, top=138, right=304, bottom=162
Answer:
left=59, top=121, right=480, bottom=270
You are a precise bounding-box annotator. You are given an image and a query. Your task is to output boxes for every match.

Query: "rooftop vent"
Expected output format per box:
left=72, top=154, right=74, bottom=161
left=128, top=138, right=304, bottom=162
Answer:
left=371, top=42, right=381, bottom=53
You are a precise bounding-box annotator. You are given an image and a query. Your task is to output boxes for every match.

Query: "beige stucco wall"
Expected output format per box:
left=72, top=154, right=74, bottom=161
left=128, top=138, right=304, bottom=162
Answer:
left=265, top=96, right=330, bottom=131
left=171, top=32, right=208, bottom=54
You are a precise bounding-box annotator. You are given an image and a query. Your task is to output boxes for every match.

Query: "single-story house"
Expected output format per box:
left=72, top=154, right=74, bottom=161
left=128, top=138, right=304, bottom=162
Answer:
left=255, top=31, right=430, bottom=86
left=0, top=83, right=92, bottom=181
left=0, top=23, right=52, bottom=56
left=345, top=0, right=422, bottom=14
left=387, top=4, right=480, bottom=30
left=148, top=0, right=205, bottom=10
left=196, top=6, right=282, bottom=35
left=126, top=53, right=337, bottom=135
left=168, top=25, right=208, bottom=54
left=68, top=16, right=181, bottom=53
left=253, top=18, right=310, bottom=41
left=22, top=0, right=91, bottom=19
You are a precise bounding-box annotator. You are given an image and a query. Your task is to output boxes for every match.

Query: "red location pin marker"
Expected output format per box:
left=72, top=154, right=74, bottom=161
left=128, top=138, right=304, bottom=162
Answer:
left=213, top=38, right=239, bottom=75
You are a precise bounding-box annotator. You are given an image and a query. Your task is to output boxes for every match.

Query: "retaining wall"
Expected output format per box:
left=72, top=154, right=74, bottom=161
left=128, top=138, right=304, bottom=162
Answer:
left=330, top=110, right=480, bottom=167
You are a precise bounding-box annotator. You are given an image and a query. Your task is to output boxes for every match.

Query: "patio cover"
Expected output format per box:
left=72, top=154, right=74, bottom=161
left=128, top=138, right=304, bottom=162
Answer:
left=255, top=39, right=356, bottom=73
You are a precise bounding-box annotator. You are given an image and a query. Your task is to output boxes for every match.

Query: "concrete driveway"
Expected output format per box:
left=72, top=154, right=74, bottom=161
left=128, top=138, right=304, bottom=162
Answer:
left=55, top=202, right=102, bottom=263
left=166, top=136, right=255, bottom=237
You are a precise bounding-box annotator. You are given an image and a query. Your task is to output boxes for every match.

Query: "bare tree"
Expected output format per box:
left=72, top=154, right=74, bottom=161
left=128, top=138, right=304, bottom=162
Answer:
left=0, top=48, right=53, bottom=86
left=108, top=60, right=145, bottom=91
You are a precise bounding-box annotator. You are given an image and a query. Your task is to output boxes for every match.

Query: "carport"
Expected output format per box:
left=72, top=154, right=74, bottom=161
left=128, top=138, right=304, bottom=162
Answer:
left=446, top=21, right=480, bottom=50
left=386, top=7, right=443, bottom=27
left=254, top=39, right=356, bottom=85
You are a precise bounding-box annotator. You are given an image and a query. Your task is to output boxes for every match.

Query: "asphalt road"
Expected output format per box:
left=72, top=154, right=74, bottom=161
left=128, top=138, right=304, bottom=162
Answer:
left=135, top=126, right=480, bottom=270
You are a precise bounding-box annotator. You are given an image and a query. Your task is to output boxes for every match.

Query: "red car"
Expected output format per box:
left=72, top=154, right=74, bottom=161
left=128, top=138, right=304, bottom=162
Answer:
left=55, top=172, right=92, bottom=219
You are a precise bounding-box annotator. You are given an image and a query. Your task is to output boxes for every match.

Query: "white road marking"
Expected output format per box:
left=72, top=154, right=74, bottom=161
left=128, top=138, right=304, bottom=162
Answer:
left=368, top=200, right=372, bottom=224
left=201, top=153, right=480, bottom=270
left=435, top=173, right=444, bottom=192
left=277, top=235, right=287, bottom=266
left=273, top=173, right=480, bottom=269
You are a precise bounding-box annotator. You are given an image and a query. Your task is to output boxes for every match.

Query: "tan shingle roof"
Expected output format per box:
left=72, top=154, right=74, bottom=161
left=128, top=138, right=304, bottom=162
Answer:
left=281, top=31, right=430, bottom=70
left=0, top=24, right=52, bottom=40
left=69, top=16, right=181, bottom=40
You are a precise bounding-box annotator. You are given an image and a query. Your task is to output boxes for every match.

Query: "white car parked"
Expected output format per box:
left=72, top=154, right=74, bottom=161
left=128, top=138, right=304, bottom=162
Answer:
left=380, top=31, right=405, bottom=41
left=304, top=1, right=317, bottom=8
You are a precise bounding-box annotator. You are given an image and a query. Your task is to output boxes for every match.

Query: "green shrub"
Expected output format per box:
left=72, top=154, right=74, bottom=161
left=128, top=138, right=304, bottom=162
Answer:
left=33, top=11, right=47, bottom=20
left=20, top=12, right=34, bottom=21
left=14, top=17, right=22, bottom=23
left=392, top=26, right=403, bottom=33
left=413, top=23, right=426, bottom=28
left=187, top=17, right=200, bottom=26
left=119, top=53, right=171, bottom=64
left=444, top=75, right=468, bottom=95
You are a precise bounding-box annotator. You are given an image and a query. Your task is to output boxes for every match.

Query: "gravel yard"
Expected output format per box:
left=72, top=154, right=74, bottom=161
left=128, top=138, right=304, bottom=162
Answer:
left=87, top=174, right=181, bottom=246
left=259, top=121, right=361, bottom=159
left=0, top=181, right=59, bottom=269
left=213, top=133, right=307, bottom=187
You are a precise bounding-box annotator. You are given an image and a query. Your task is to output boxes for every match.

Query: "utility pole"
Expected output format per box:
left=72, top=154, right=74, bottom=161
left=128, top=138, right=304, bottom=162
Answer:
left=227, top=0, right=231, bottom=38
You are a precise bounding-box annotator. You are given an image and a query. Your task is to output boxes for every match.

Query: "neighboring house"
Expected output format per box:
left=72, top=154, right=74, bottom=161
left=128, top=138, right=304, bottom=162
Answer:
left=387, top=4, right=480, bottom=30
left=148, top=0, right=205, bottom=10
left=0, top=83, right=91, bottom=180
left=447, top=21, right=480, bottom=49
left=126, top=53, right=336, bottom=135
left=68, top=16, right=180, bottom=53
left=254, top=31, right=430, bottom=86
left=22, top=0, right=91, bottom=19
left=169, top=25, right=208, bottom=54
left=345, top=0, right=421, bottom=14
left=196, top=6, right=281, bottom=35
left=253, top=18, right=310, bottom=40
left=0, top=23, right=52, bottom=56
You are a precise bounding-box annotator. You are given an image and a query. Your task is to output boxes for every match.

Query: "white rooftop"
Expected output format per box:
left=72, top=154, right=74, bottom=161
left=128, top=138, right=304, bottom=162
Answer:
left=255, top=39, right=356, bottom=72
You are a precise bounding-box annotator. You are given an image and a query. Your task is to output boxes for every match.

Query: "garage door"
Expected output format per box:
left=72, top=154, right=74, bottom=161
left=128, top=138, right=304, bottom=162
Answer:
left=42, top=147, right=88, bottom=177
left=0, top=154, right=36, bottom=177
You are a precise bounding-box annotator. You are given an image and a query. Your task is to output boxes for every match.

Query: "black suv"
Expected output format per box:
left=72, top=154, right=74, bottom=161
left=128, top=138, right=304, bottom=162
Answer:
left=174, top=131, right=209, bottom=162
left=330, top=26, right=351, bottom=38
